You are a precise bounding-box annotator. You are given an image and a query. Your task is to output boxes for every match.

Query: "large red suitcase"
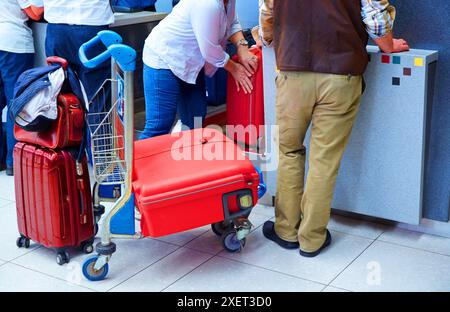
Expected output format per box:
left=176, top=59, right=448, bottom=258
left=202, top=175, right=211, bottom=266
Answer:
left=14, top=142, right=95, bottom=264
left=14, top=93, right=84, bottom=150
left=227, top=47, right=265, bottom=147
left=132, top=128, right=260, bottom=238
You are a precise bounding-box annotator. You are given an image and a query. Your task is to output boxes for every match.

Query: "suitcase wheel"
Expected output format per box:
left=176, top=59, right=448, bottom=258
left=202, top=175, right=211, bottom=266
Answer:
left=56, top=251, right=70, bottom=266
left=222, top=229, right=246, bottom=253
left=81, top=241, right=94, bottom=254
left=211, top=221, right=233, bottom=237
left=82, top=255, right=109, bottom=281
left=16, top=236, right=31, bottom=249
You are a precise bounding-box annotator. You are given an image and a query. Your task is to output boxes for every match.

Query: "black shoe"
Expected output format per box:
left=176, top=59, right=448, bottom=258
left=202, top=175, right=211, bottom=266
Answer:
left=5, top=166, right=13, bottom=176
left=299, top=230, right=332, bottom=258
left=262, top=221, right=299, bottom=250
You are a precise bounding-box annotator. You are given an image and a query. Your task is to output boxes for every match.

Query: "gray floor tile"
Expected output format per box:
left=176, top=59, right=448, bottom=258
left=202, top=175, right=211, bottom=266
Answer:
left=332, top=241, right=450, bottom=292
left=0, top=263, right=92, bottom=292
left=110, top=248, right=213, bottom=292
left=378, top=228, right=450, bottom=256
left=0, top=204, right=40, bottom=261
left=155, top=226, right=209, bottom=246
left=322, top=286, right=350, bottom=292
left=165, top=257, right=325, bottom=292
left=12, top=237, right=179, bottom=292
left=0, top=197, right=12, bottom=209
left=328, top=214, right=389, bottom=239
left=0, top=173, right=16, bottom=201
left=218, top=229, right=373, bottom=285
left=252, top=204, right=275, bottom=218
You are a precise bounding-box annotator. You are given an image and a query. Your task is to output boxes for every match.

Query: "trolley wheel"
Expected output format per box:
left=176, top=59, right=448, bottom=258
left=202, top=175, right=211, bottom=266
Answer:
left=222, top=229, right=246, bottom=253
left=82, top=255, right=109, bottom=281
left=16, top=236, right=30, bottom=249
left=211, top=221, right=233, bottom=237
left=82, top=242, right=94, bottom=254
left=56, top=251, right=70, bottom=266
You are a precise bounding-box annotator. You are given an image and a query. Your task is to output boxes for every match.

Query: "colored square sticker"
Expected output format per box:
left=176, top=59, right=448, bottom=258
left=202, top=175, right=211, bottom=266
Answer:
left=392, top=77, right=401, bottom=86
left=393, top=56, right=401, bottom=64
left=381, top=55, right=390, bottom=64
left=403, top=68, right=412, bottom=76
left=414, top=58, right=424, bottom=67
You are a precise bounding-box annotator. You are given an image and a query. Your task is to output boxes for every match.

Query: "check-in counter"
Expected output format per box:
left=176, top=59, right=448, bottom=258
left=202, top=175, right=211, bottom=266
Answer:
left=31, top=12, right=167, bottom=116
left=262, top=46, right=439, bottom=225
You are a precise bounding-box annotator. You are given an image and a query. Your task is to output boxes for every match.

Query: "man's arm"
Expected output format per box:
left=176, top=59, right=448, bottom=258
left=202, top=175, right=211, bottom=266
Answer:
left=361, top=0, right=409, bottom=53
left=259, top=0, right=274, bottom=47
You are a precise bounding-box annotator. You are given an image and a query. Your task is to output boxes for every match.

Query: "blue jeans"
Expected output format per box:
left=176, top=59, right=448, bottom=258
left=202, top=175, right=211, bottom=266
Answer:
left=0, top=51, right=34, bottom=167
left=140, top=65, right=207, bottom=140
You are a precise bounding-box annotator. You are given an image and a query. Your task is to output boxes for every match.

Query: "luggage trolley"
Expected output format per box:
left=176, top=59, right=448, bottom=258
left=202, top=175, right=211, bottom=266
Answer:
left=78, top=31, right=137, bottom=281
left=79, top=31, right=267, bottom=281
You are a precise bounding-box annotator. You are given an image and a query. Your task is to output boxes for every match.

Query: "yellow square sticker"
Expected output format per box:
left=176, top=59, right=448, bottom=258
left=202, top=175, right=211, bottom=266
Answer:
left=414, top=58, right=424, bottom=67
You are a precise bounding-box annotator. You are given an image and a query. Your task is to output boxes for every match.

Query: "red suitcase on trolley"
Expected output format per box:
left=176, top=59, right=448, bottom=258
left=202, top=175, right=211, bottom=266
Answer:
left=133, top=128, right=260, bottom=238
left=14, top=142, right=95, bottom=264
left=227, top=47, right=265, bottom=148
left=14, top=93, right=85, bottom=149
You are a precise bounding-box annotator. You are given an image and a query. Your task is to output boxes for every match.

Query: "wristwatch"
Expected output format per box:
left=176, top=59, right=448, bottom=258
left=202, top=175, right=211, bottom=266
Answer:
left=237, top=39, right=249, bottom=48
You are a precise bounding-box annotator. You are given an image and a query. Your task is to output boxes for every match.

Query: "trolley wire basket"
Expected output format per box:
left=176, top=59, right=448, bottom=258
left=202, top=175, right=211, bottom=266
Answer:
left=87, top=78, right=127, bottom=185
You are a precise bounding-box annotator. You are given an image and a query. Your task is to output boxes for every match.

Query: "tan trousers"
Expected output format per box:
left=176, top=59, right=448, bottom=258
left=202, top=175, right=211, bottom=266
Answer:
left=274, top=71, right=363, bottom=252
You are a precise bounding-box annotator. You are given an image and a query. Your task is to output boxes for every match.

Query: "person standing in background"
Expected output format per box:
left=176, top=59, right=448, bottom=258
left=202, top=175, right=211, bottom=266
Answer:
left=260, top=0, right=409, bottom=257
left=42, top=0, right=114, bottom=107
left=140, top=0, right=258, bottom=140
left=0, top=0, right=43, bottom=176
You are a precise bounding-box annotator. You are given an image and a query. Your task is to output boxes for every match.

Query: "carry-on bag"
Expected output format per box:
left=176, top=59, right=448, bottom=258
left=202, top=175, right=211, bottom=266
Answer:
left=14, top=93, right=84, bottom=149
left=227, top=47, right=265, bottom=148
left=14, top=142, right=95, bottom=265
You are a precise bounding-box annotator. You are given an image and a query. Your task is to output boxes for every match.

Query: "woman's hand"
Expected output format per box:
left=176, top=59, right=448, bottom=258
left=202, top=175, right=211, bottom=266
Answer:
left=225, top=60, right=254, bottom=94
left=237, top=46, right=259, bottom=75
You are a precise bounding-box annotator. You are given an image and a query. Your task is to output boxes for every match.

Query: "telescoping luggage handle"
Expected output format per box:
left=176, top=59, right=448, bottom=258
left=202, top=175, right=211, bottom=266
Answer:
left=79, top=30, right=137, bottom=72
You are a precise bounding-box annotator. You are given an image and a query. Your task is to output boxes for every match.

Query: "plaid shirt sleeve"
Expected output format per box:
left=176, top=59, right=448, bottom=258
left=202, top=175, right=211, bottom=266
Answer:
left=259, top=0, right=274, bottom=46
left=361, top=0, right=396, bottom=39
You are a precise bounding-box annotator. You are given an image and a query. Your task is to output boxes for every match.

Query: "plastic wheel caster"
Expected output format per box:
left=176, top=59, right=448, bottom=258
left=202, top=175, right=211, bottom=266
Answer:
left=222, top=229, right=246, bottom=253
left=56, top=251, right=70, bottom=265
left=82, top=243, right=94, bottom=254
left=16, top=236, right=30, bottom=249
left=211, top=221, right=233, bottom=237
left=82, top=255, right=109, bottom=281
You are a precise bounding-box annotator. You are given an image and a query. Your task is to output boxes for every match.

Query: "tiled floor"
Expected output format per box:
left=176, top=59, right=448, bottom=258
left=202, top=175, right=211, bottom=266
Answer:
left=1, top=170, right=450, bottom=292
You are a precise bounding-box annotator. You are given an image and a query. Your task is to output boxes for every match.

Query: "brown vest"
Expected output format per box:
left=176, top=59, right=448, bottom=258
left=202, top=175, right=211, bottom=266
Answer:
left=273, top=0, right=369, bottom=75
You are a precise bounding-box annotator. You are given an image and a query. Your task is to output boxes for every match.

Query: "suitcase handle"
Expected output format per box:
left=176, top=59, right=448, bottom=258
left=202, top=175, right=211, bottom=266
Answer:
left=47, top=56, right=68, bottom=70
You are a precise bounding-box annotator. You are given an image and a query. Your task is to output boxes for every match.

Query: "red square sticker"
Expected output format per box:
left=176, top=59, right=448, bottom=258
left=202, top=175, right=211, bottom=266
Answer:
left=381, top=55, right=391, bottom=64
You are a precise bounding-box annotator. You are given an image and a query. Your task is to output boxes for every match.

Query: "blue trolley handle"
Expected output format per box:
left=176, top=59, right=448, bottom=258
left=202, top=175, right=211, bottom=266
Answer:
left=79, top=30, right=137, bottom=72
left=255, top=166, right=267, bottom=199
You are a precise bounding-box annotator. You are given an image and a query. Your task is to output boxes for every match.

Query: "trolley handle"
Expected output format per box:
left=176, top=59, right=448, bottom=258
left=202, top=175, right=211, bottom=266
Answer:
left=79, top=30, right=123, bottom=69
left=79, top=30, right=137, bottom=72
left=46, top=56, right=68, bottom=70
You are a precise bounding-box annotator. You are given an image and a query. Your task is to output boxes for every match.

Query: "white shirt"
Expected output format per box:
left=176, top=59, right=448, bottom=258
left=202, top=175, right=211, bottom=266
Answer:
left=43, top=0, right=114, bottom=26
left=0, top=0, right=34, bottom=54
left=143, top=0, right=242, bottom=84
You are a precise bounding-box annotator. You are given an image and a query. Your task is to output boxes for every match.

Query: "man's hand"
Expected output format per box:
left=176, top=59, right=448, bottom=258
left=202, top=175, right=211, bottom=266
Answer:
left=224, top=60, right=254, bottom=94
left=374, top=32, right=410, bottom=53
left=237, top=46, right=259, bottom=75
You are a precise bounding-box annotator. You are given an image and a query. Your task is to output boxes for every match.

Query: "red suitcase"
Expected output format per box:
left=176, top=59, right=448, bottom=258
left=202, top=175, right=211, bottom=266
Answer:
left=133, top=128, right=260, bottom=239
left=14, top=142, right=95, bottom=265
left=227, top=47, right=265, bottom=148
left=14, top=93, right=84, bottom=149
